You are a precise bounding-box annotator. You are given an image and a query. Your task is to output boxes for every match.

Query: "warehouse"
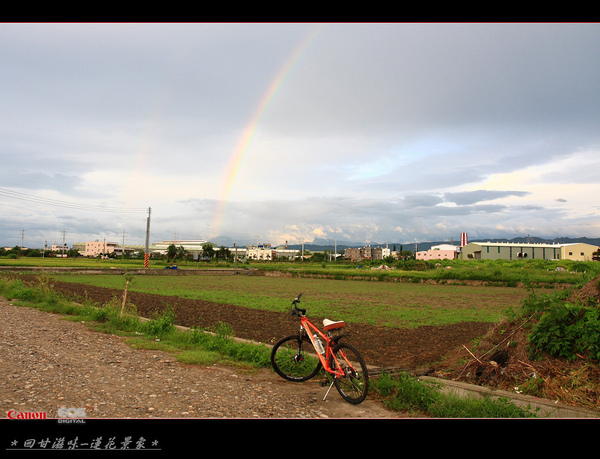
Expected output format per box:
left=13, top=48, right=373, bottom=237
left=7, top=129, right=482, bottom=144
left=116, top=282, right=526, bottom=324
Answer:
left=460, top=241, right=599, bottom=261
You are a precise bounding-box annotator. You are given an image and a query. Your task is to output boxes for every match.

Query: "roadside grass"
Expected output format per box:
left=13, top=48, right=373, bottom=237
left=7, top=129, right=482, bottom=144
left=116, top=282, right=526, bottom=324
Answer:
left=0, top=274, right=541, bottom=418
left=0, top=275, right=270, bottom=371
left=371, top=372, right=538, bottom=418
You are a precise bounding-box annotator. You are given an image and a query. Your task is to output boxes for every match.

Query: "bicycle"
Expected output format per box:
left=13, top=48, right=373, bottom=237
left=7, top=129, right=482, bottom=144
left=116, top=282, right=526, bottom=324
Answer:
left=270, top=294, right=369, bottom=404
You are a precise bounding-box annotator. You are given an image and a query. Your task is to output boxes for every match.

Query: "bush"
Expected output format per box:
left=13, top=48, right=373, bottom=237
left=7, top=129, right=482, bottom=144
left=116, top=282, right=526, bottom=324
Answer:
left=528, top=301, right=600, bottom=361
left=142, top=307, right=176, bottom=337
left=523, top=290, right=600, bottom=361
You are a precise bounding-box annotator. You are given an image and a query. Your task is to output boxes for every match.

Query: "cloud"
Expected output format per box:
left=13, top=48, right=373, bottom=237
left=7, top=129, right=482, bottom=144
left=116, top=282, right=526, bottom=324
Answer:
left=443, top=190, right=530, bottom=206
left=1, top=23, right=600, bottom=248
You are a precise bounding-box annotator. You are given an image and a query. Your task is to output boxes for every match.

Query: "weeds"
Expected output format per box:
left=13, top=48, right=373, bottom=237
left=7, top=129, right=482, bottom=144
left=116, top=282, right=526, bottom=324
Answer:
left=143, top=306, right=176, bottom=338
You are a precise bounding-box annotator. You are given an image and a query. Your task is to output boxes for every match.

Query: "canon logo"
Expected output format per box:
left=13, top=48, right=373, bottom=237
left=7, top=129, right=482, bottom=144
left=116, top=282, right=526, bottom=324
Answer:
left=7, top=410, right=47, bottom=420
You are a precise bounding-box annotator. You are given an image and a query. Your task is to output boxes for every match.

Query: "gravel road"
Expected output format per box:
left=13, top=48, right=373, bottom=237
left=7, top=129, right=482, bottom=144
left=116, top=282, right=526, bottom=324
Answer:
left=0, top=298, right=401, bottom=420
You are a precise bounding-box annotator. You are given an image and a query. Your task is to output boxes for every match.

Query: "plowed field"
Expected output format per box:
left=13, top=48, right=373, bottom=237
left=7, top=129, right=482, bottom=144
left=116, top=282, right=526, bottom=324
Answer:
left=47, top=279, right=494, bottom=370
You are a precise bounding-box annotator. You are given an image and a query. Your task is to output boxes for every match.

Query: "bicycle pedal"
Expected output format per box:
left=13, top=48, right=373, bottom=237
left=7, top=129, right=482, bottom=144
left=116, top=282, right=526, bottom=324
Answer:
left=320, top=379, right=328, bottom=387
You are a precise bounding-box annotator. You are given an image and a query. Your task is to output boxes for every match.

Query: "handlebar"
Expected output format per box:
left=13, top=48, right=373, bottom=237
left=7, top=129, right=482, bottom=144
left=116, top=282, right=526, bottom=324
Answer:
left=290, top=293, right=306, bottom=317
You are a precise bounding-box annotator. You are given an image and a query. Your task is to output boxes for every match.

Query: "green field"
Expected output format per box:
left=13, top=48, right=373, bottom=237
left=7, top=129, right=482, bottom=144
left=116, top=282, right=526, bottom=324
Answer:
left=1, top=255, right=597, bottom=286
left=4, top=256, right=596, bottom=328
left=49, top=273, right=532, bottom=328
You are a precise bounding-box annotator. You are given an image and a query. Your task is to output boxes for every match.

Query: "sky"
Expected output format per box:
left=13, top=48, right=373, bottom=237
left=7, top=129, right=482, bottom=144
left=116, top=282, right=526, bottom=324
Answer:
left=1, top=22, right=600, bottom=249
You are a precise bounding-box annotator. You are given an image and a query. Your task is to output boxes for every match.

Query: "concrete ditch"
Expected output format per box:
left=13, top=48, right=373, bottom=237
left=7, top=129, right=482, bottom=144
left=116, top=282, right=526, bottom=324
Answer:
left=420, top=375, right=598, bottom=418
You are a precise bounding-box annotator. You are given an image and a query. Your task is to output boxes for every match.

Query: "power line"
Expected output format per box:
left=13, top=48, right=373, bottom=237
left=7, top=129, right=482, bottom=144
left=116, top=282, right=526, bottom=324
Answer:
left=0, top=187, right=148, bottom=213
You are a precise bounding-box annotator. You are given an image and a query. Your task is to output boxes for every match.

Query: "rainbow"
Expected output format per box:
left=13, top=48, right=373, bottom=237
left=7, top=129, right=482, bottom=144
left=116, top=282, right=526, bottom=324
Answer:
left=209, top=25, right=324, bottom=239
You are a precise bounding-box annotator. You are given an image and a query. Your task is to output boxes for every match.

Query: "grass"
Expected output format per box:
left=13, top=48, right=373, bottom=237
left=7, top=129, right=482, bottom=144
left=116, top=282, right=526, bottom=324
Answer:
left=0, top=257, right=146, bottom=269
left=5, top=256, right=592, bottom=330
left=0, top=274, right=543, bottom=417
left=371, top=372, right=539, bottom=418
left=254, top=258, right=600, bottom=285
left=2, top=256, right=597, bottom=285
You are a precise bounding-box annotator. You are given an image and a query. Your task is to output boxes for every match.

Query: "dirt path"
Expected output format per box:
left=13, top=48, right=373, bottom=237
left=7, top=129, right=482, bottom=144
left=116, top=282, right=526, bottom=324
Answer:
left=0, top=298, right=402, bottom=419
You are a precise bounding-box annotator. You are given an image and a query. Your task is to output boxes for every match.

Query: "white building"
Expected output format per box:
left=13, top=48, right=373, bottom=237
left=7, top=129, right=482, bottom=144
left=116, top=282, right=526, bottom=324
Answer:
left=460, top=241, right=599, bottom=261
left=247, top=244, right=274, bottom=260
left=151, top=240, right=208, bottom=255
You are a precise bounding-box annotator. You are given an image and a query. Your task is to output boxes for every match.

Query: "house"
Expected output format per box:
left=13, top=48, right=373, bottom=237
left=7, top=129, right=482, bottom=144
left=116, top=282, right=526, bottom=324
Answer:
left=416, top=244, right=460, bottom=261
left=345, top=245, right=390, bottom=261
left=83, top=240, right=118, bottom=257
left=372, top=246, right=391, bottom=260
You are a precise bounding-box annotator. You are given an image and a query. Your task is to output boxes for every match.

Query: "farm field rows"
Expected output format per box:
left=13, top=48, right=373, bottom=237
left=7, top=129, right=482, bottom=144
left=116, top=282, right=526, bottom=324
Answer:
left=49, top=273, right=529, bottom=328
left=40, top=272, right=536, bottom=369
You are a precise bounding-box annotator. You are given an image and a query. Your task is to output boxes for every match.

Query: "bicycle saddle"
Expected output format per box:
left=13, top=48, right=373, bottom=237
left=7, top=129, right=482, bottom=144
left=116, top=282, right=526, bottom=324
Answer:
left=323, top=319, right=345, bottom=331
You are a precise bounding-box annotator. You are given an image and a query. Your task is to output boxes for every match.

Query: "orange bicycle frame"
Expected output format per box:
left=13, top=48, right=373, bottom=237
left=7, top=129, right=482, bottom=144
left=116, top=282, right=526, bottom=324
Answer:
left=299, top=316, right=347, bottom=378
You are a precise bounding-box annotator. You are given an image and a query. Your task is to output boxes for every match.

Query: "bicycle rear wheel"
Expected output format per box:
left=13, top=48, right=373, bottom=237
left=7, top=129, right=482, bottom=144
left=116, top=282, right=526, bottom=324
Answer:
left=330, top=342, right=369, bottom=404
left=271, top=334, right=322, bottom=382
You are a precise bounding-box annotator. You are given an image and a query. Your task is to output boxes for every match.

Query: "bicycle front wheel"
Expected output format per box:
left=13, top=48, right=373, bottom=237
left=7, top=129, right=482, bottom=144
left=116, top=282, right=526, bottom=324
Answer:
left=271, top=334, right=322, bottom=382
left=330, top=342, right=369, bottom=404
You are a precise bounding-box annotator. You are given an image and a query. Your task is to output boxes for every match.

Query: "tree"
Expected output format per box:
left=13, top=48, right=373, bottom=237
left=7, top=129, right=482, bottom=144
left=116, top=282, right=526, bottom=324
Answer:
left=216, top=246, right=231, bottom=262
left=167, top=244, right=177, bottom=262
left=176, top=245, right=190, bottom=260
left=202, top=243, right=215, bottom=261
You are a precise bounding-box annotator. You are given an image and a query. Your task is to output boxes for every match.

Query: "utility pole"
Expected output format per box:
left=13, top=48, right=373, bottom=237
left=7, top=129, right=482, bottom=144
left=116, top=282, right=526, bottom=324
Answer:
left=234, top=243, right=237, bottom=274
left=144, top=207, right=151, bottom=267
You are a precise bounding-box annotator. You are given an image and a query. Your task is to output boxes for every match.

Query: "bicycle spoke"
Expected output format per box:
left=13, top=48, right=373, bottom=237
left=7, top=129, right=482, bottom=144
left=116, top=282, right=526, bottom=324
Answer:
left=330, top=343, right=369, bottom=404
left=271, top=335, right=322, bottom=382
